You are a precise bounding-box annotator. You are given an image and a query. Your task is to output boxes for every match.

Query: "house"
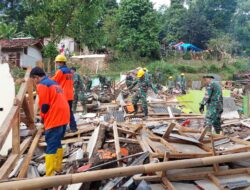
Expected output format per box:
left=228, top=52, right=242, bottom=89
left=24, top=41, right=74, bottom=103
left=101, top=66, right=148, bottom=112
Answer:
left=43, top=36, right=80, bottom=54
left=0, top=38, right=43, bottom=68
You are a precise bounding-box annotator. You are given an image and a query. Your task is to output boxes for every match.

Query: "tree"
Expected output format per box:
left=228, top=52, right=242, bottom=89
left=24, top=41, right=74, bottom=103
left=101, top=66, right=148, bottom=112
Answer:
left=25, top=0, right=81, bottom=42
left=160, top=0, right=187, bottom=43
left=67, top=0, right=106, bottom=51
left=117, top=0, right=160, bottom=58
left=181, top=3, right=215, bottom=48
left=232, top=0, right=250, bottom=54
left=0, top=0, right=32, bottom=31
left=194, top=0, right=237, bottom=33
left=0, top=22, right=17, bottom=39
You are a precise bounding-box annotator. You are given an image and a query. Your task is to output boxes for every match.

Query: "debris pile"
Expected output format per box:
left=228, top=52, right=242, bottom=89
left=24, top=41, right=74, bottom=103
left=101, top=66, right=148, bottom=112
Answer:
left=1, top=74, right=250, bottom=190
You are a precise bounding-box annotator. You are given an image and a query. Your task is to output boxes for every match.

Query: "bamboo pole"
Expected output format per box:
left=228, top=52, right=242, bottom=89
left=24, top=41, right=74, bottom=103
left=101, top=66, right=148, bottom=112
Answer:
left=1, top=152, right=250, bottom=189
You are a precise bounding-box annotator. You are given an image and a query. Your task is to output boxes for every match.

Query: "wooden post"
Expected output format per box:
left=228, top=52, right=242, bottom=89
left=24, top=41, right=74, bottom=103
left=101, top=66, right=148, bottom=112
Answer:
left=12, top=111, right=20, bottom=154
left=247, top=91, right=250, bottom=117
left=113, top=121, right=122, bottom=166
left=27, top=79, right=34, bottom=119
left=162, top=123, right=176, bottom=140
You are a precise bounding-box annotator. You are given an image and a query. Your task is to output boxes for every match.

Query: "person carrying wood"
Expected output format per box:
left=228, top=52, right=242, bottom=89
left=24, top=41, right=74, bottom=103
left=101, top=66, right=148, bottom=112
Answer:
left=199, top=74, right=223, bottom=134
left=30, top=67, right=70, bottom=176
left=52, top=54, right=78, bottom=132
left=70, top=67, right=87, bottom=114
left=129, top=69, right=159, bottom=119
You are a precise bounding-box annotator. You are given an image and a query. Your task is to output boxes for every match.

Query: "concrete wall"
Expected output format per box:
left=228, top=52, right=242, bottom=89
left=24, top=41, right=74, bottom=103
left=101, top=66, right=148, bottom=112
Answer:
left=43, top=37, right=79, bottom=53
left=20, top=46, right=42, bottom=68
left=71, top=54, right=107, bottom=74
left=0, top=63, right=15, bottom=156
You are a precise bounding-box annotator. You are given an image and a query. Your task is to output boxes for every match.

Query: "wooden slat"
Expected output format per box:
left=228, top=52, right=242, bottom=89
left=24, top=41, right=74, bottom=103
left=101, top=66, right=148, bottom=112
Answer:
left=39, top=136, right=90, bottom=146
left=0, top=154, right=19, bottom=179
left=12, top=111, right=20, bottom=154
left=162, top=176, right=176, bottom=190
left=22, top=97, right=35, bottom=129
left=113, top=121, right=122, bottom=166
left=18, top=130, right=42, bottom=178
left=162, top=123, right=176, bottom=139
left=0, top=137, right=32, bottom=180
left=0, top=106, right=18, bottom=150
left=27, top=79, right=34, bottom=117
left=15, top=68, right=31, bottom=104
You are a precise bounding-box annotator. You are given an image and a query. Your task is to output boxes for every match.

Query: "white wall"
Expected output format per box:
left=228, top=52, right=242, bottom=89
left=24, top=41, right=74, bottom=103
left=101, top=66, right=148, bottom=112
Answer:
left=20, top=46, right=42, bottom=68
left=58, top=37, right=76, bottom=52
left=0, top=63, right=15, bottom=156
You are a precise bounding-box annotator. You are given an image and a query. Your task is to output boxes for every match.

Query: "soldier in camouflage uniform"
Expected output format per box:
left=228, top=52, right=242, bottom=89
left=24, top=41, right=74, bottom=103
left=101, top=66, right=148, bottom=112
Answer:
left=129, top=69, right=158, bottom=119
left=177, top=73, right=186, bottom=94
left=167, top=76, right=174, bottom=94
left=199, top=74, right=223, bottom=134
left=83, top=76, right=92, bottom=92
left=153, top=67, right=163, bottom=90
left=70, top=67, right=87, bottom=114
left=125, top=73, right=134, bottom=88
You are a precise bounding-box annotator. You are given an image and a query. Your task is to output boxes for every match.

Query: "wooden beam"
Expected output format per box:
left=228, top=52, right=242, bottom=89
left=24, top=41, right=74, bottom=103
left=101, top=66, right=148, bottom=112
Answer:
left=113, top=121, right=122, bottom=166
left=22, top=97, right=35, bottom=129
left=198, top=127, right=210, bottom=141
left=0, top=154, right=19, bottom=180
left=39, top=136, right=90, bottom=147
left=12, top=111, right=20, bottom=154
left=27, top=79, right=34, bottom=117
left=18, top=130, right=42, bottom=178
left=15, top=68, right=31, bottom=104
left=162, top=123, right=176, bottom=140
left=117, top=127, right=137, bottom=136
left=162, top=176, right=176, bottom=190
left=207, top=174, right=227, bottom=190
left=1, top=152, right=250, bottom=189
left=0, top=136, right=32, bottom=180
left=0, top=106, right=18, bottom=150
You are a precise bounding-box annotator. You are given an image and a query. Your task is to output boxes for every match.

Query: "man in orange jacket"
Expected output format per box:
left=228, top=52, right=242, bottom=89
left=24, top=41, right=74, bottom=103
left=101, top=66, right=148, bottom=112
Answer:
left=52, top=54, right=78, bottom=132
left=30, top=67, right=70, bottom=176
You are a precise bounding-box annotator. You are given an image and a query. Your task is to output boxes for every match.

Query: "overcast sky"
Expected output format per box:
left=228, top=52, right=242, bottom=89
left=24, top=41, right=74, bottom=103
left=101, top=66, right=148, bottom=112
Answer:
left=151, top=0, right=170, bottom=9
left=116, top=0, right=170, bottom=9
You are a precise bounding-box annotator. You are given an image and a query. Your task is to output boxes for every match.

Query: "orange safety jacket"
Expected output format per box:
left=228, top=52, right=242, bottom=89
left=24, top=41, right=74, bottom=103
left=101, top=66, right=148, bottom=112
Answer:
left=52, top=65, right=74, bottom=101
left=37, top=76, right=70, bottom=130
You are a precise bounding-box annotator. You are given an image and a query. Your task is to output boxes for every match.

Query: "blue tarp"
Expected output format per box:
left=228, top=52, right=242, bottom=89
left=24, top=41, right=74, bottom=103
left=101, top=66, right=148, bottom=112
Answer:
left=175, top=43, right=202, bottom=52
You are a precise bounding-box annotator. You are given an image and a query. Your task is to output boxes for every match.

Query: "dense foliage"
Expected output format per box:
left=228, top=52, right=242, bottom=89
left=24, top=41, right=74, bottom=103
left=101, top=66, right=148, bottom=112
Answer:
left=0, top=0, right=249, bottom=57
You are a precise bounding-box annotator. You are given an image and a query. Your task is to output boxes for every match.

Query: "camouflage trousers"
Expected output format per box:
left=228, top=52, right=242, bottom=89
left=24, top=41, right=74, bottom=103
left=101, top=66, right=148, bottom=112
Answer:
left=205, top=105, right=223, bottom=134
left=73, top=90, right=87, bottom=113
left=132, top=93, right=148, bottom=116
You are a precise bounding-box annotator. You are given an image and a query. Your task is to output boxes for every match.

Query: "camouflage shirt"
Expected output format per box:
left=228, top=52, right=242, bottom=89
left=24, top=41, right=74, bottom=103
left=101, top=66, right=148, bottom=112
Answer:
left=201, top=81, right=223, bottom=108
left=130, top=77, right=158, bottom=97
left=73, top=73, right=84, bottom=91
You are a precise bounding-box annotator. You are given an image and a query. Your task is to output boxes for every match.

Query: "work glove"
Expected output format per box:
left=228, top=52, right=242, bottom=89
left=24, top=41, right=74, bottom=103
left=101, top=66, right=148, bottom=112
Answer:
left=199, top=104, right=205, bottom=113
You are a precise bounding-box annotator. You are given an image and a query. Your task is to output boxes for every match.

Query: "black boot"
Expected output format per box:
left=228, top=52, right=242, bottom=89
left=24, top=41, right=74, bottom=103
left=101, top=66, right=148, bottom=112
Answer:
left=143, top=108, right=148, bottom=120
left=133, top=104, right=138, bottom=115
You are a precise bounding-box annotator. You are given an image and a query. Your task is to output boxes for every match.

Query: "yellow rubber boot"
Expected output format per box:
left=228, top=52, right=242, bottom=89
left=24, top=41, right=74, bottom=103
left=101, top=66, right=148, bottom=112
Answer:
left=45, top=154, right=56, bottom=176
left=55, top=148, right=64, bottom=172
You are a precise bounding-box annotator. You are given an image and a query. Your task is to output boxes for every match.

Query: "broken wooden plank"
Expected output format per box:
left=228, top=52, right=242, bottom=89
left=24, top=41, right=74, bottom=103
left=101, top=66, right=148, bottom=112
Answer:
left=162, top=123, right=176, bottom=139
left=22, top=97, right=34, bottom=129
left=113, top=121, right=122, bottom=166
left=18, top=130, right=43, bottom=178
left=39, top=136, right=90, bottom=147
left=162, top=176, right=176, bottom=190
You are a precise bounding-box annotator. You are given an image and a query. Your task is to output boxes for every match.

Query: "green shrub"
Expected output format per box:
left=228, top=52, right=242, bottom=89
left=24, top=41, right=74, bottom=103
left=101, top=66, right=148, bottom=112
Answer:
left=208, top=64, right=220, bottom=73
left=176, top=64, right=198, bottom=73
left=182, top=52, right=192, bottom=60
